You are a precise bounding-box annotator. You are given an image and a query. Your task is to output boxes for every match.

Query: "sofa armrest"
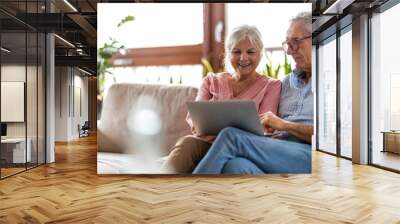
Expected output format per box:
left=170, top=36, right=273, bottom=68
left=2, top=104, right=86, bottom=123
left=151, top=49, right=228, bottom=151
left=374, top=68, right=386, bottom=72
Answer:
left=97, top=120, right=124, bottom=153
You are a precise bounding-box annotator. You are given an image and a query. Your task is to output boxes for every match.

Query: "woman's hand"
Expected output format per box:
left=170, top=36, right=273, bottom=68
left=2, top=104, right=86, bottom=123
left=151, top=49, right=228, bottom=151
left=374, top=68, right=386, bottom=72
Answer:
left=191, top=126, right=215, bottom=142
left=259, top=111, right=288, bottom=133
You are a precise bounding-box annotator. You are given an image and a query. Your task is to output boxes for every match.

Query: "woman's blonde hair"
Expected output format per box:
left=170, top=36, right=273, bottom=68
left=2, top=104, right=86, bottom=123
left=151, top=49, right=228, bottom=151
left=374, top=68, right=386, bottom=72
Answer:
left=224, top=25, right=264, bottom=73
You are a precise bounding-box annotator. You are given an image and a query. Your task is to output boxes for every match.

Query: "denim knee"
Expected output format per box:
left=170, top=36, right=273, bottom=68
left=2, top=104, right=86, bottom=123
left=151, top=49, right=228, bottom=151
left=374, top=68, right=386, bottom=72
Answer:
left=222, top=157, right=263, bottom=174
left=218, top=127, right=243, bottom=138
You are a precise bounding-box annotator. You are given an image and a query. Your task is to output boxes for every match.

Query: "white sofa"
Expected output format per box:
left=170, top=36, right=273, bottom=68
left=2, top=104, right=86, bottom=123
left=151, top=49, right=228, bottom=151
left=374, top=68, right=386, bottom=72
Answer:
left=97, top=83, right=198, bottom=174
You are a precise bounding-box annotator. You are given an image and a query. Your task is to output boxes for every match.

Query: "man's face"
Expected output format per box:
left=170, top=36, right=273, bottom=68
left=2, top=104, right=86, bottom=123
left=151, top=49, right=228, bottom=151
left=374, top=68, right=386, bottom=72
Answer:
left=285, top=21, right=312, bottom=72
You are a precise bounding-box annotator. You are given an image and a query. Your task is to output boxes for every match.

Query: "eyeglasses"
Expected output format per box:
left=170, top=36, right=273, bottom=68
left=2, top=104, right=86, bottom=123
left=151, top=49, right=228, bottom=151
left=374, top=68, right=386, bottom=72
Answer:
left=282, top=35, right=311, bottom=52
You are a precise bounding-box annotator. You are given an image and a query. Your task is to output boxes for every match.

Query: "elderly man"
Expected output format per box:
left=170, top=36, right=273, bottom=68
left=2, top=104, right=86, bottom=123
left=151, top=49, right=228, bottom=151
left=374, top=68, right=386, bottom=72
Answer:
left=193, top=12, right=313, bottom=174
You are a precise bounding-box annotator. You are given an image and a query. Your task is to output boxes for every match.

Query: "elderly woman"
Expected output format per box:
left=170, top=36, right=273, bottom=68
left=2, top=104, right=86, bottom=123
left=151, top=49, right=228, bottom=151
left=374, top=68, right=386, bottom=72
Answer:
left=161, top=25, right=281, bottom=174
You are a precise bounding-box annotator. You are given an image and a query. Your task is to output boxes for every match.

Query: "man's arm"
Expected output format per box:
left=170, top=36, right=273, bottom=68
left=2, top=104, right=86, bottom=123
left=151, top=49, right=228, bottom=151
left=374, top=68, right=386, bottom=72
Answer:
left=282, top=121, right=313, bottom=143
left=260, top=112, right=313, bottom=144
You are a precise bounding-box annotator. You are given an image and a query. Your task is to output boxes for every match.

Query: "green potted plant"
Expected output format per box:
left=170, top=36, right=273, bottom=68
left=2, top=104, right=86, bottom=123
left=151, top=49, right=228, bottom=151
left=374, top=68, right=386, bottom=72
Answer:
left=97, top=15, right=134, bottom=100
left=263, top=52, right=292, bottom=79
left=201, top=57, right=226, bottom=77
left=97, top=15, right=134, bottom=117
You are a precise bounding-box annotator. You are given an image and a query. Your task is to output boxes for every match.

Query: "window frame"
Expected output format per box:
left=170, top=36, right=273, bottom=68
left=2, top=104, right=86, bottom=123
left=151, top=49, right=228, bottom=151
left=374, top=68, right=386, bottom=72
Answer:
left=368, top=0, right=400, bottom=173
left=315, top=21, right=353, bottom=161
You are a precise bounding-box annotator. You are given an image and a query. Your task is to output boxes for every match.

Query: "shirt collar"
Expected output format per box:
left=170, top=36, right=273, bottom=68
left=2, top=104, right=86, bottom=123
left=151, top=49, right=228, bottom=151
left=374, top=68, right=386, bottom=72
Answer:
left=289, top=68, right=309, bottom=89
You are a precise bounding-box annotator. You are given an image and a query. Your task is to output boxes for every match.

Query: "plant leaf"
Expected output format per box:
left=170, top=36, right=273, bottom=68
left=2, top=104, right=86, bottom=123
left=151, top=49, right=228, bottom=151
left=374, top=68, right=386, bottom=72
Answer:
left=283, top=54, right=292, bottom=75
left=118, top=15, right=135, bottom=27
left=201, top=58, right=214, bottom=76
left=274, top=64, right=281, bottom=79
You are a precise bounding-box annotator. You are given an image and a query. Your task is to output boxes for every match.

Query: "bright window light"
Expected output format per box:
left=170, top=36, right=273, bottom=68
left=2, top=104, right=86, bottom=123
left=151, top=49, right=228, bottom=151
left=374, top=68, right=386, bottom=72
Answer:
left=226, top=3, right=311, bottom=79
left=98, top=3, right=204, bottom=48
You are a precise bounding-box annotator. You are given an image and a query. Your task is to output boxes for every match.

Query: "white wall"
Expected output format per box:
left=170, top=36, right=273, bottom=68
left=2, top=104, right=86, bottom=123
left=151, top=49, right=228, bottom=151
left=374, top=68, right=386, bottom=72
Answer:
left=1, top=66, right=26, bottom=136
left=55, top=67, right=89, bottom=141
left=55, top=66, right=68, bottom=141
left=1, top=64, right=46, bottom=164
left=1, top=65, right=39, bottom=138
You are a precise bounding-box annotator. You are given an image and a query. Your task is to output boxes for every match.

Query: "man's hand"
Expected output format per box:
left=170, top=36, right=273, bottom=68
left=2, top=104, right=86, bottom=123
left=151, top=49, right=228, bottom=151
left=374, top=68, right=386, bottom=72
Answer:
left=260, top=111, right=313, bottom=143
left=259, top=111, right=288, bottom=133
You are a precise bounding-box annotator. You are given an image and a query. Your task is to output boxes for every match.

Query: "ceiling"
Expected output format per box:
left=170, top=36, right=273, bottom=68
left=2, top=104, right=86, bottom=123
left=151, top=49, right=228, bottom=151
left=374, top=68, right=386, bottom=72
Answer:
left=311, top=0, right=390, bottom=43
left=0, top=0, right=100, bottom=74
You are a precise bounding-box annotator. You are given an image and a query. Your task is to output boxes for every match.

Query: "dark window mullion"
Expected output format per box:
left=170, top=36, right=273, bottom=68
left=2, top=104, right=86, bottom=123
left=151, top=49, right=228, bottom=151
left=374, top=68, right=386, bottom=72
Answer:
left=25, top=0, right=28, bottom=171
left=0, top=25, right=2, bottom=179
left=336, top=26, right=341, bottom=157
left=315, top=44, right=319, bottom=151
left=36, top=0, right=39, bottom=167
left=367, top=11, right=373, bottom=166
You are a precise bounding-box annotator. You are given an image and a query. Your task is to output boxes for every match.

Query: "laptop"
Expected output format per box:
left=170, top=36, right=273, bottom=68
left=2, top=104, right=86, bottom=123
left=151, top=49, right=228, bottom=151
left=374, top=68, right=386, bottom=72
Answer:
left=187, top=100, right=265, bottom=136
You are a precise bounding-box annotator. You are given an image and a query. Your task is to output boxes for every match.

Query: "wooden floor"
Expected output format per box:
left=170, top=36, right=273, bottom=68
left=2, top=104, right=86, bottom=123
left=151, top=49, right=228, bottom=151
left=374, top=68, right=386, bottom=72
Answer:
left=1, top=163, right=44, bottom=178
left=372, top=150, right=400, bottom=171
left=1, top=135, right=400, bottom=223
left=1, top=167, right=26, bottom=178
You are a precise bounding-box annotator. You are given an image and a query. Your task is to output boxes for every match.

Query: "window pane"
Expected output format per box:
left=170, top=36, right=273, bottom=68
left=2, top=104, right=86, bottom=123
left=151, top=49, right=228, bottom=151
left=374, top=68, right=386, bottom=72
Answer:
left=371, top=3, right=400, bottom=171
left=1, top=31, right=28, bottom=177
left=318, top=37, right=337, bottom=154
left=98, top=3, right=204, bottom=48
left=104, top=65, right=203, bottom=97
left=38, top=33, right=46, bottom=165
left=27, top=31, right=38, bottom=169
left=340, top=29, right=352, bottom=158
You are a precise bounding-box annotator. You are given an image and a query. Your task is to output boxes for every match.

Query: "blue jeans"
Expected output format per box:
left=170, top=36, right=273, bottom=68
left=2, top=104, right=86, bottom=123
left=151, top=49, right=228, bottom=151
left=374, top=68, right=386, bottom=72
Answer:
left=192, top=127, right=311, bottom=174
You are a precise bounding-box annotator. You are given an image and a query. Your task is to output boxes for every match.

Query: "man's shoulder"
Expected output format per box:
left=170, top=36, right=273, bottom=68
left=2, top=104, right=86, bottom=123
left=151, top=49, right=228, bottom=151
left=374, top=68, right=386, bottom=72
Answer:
left=282, top=74, right=291, bottom=83
left=281, top=74, right=292, bottom=88
left=282, top=70, right=310, bottom=90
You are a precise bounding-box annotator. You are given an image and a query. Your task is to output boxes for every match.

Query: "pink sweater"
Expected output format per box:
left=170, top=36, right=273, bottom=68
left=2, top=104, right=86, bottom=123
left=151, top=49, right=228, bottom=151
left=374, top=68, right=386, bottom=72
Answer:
left=187, top=72, right=282, bottom=139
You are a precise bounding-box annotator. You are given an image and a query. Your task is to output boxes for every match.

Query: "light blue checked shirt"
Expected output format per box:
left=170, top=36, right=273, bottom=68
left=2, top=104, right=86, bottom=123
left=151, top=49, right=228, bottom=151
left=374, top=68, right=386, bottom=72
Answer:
left=274, top=69, right=314, bottom=143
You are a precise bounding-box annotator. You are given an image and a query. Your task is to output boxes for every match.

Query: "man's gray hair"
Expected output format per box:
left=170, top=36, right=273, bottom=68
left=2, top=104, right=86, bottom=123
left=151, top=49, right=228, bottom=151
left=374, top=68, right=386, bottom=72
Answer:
left=290, top=12, right=312, bottom=34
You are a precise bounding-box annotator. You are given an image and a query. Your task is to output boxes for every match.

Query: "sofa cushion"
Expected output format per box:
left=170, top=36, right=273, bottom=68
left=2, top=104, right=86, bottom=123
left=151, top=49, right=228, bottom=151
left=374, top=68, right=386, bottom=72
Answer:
left=97, top=152, right=167, bottom=174
left=98, top=83, right=198, bottom=156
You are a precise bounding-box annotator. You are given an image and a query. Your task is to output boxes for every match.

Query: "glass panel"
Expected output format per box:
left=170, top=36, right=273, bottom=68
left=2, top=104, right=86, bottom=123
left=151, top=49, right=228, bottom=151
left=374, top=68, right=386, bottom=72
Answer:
left=226, top=3, right=311, bottom=80
left=97, top=3, right=204, bottom=48
left=38, top=33, right=45, bottom=165
left=371, top=4, right=400, bottom=171
left=27, top=31, right=38, bottom=169
left=1, top=30, right=28, bottom=177
left=26, top=0, right=39, bottom=170
left=317, top=37, right=337, bottom=154
left=0, top=1, right=46, bottom=178
left=339, top=29, right=352, bottom=158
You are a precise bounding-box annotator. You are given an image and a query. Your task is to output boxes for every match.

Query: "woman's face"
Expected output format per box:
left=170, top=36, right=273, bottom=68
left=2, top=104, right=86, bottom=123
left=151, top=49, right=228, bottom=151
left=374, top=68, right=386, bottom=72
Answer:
left=229, top=37, right=261, bottom=77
